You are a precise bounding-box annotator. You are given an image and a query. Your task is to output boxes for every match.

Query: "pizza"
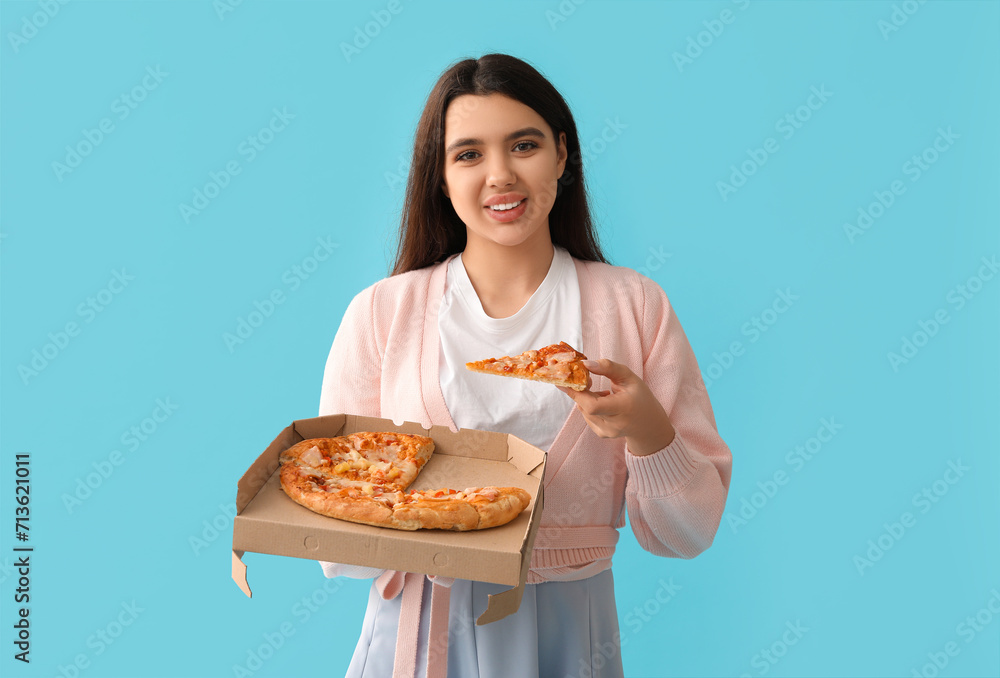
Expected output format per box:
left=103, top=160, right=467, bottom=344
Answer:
left=280, top=432, right=433, bottom=493
left=465, top=341, right=590, bottom=391
left=278, top=432, right=531, bottom=531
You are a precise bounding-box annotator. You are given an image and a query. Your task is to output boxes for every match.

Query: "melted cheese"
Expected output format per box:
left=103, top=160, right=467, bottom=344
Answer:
left=301, top=446, right=323, bottom=466
left=480, top=346, right=578, bottom=378
left=327, top=477, right=390, bottom=491
left=534, top=363, right=572, bottom=379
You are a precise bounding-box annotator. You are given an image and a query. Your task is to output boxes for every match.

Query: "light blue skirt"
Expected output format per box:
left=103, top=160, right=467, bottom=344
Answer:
left=346, top=569, right=624, bottom=678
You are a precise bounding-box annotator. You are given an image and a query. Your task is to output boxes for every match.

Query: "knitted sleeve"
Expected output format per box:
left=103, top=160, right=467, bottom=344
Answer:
left=317, top=284, right=386, bottom=579
left=624, top=276, right=733, bottom=559
left=319, top=284, right=382, bottom=418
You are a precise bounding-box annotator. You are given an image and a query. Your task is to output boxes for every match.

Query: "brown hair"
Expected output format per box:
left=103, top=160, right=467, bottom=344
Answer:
left=391, top=53, right=607, bottom=275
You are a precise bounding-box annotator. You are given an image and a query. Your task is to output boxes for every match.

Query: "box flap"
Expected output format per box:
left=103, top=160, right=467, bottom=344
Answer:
left=505, top=434, right=546, bottom=477
left=236, top=424, right=295, bottom=514
left=232, top=550, right=251, bottom=598
left=292, top=414, right=347, bottom=440
left=478, top=463, right=544, bottom=625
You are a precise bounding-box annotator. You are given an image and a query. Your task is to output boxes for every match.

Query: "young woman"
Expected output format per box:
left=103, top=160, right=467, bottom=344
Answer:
left=318, top=53, right=732, bottom=678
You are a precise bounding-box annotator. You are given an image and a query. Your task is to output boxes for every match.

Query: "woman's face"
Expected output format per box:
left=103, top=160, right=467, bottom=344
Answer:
left=441, top=93, right=567, bottom=252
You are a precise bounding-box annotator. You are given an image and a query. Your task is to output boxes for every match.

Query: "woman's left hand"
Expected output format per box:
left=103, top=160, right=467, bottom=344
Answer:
left=557, top=359, right=676, bottom=456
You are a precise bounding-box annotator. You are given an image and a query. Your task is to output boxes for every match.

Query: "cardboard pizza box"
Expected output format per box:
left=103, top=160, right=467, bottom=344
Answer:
left=231, top=414, right=546, bottom=624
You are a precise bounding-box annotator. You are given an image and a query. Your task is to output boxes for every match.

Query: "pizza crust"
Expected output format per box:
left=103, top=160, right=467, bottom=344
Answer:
left=392, top=488, right=531, bottom=531
left=280, top=464, right=399, bottom=527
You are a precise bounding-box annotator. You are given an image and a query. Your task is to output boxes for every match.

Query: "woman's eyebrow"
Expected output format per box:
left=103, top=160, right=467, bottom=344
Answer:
left=444, top=126, right=546, bottom=154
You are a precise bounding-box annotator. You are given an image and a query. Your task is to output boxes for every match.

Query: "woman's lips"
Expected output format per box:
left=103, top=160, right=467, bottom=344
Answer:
left=484, top=198, right=528, bottom=222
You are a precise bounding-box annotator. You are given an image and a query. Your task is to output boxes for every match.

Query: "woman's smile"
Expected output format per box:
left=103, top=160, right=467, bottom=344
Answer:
left=483, top=193, right=528, bottom=222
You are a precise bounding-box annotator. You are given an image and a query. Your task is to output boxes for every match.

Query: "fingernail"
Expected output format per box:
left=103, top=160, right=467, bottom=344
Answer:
left=581, top=360, right=599, bottom=370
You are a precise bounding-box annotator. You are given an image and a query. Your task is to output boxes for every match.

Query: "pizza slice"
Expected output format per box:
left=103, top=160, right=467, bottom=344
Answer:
left=278, top=433, right=532, bottom=531
left=465, top=341, right=590, bottom=391
left=279, top=432, right=434, bottom=493
left=280, top=482, right=532, bottom=531
left=391, top=486, right=532, bottom=531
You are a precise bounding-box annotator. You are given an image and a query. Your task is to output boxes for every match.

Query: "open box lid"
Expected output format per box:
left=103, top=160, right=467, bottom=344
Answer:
left=231, top=415, right=545, bottom=625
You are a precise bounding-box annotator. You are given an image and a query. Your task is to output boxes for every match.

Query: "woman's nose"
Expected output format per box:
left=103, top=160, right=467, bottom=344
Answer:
left=486, top=154, right=515, bottom=187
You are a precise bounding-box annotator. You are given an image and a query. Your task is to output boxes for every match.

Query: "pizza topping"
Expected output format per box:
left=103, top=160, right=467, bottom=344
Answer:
left=373, top=490, right=406, bottom=508
left=348, top=435, right=376, bottom=452
left=469, top=487, right=501, bottom=501
left=301, top=446, right=324, bottom=467
left=405, top=487, right=504, bottom=502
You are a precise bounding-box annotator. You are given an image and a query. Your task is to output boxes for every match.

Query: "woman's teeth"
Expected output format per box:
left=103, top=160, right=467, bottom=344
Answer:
left=490, top=199, right=523, bottom=211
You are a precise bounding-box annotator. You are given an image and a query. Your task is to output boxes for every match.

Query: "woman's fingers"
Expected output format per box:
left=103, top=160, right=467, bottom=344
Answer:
left=557, top=384, right=626, bottom=418
left=581, top=358, right=636, bottom=385
left=560, top=358, right=673, bottom=447
left=557, top=358, right=641, bottom=438
left=579, top=407, right=626, bottom=438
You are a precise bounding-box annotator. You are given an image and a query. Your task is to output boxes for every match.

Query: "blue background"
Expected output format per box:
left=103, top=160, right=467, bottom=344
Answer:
left=2, top=1, right=998, bottom=677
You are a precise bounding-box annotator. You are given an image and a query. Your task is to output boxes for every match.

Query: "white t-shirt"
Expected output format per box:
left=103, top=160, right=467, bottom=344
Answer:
left=438, top=246, right=583, bottom=451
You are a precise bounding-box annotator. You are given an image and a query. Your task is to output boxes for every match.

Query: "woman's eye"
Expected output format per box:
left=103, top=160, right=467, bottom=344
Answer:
left=455, top=141, right=537, bottom=162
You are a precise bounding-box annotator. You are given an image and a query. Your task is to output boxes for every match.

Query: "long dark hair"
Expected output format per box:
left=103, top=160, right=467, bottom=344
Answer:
left=391, top=53, right=607, bottom=275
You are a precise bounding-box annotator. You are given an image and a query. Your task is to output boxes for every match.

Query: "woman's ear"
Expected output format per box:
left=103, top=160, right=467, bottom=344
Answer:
left=556, top=131, right=568, bottom=178
left=442, top=184, right=450, bottom=198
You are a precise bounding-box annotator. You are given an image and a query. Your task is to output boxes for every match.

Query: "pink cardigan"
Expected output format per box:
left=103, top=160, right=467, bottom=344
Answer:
left=319, top=255, right=732, bottom=582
